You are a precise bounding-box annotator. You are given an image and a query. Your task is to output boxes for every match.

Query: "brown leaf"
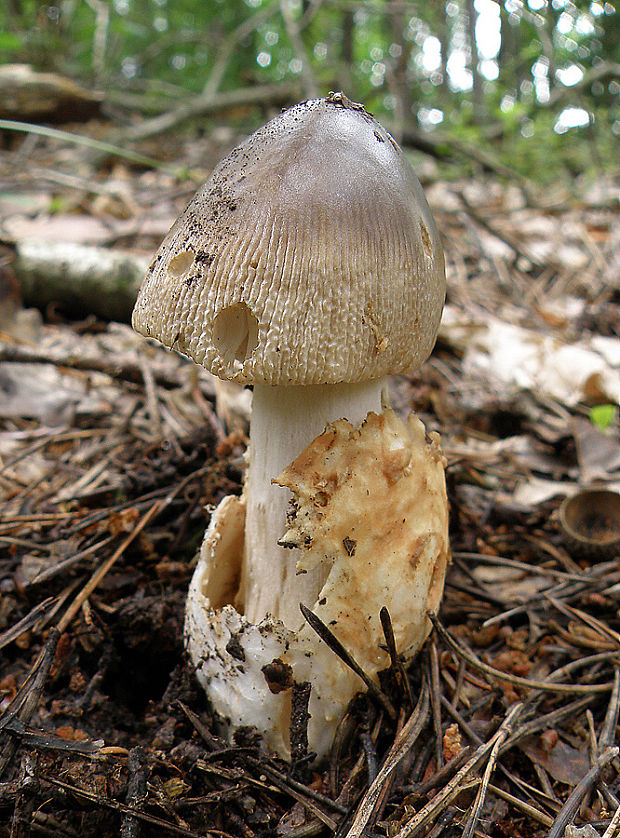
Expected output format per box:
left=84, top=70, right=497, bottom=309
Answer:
left=520, top=735, right=590, bottom=785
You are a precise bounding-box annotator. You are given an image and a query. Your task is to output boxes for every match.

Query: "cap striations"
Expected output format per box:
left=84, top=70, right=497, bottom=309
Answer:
left=132, top=94, right=445, bottom=385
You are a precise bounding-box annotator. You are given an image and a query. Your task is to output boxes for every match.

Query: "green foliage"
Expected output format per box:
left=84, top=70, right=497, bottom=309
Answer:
left=0, top=32, right=22, bottom=51
left=590, top=404, right=619, bottom=432
left=0, top=0, right=617, bottom=184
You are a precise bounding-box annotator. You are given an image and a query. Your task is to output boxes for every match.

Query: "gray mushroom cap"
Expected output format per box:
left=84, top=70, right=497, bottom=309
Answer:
left=132, top=94, right=445, bottom=386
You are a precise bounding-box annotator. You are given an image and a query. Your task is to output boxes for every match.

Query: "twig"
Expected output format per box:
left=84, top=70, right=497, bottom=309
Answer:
left=344, top=680, right=430, bottom=838
left=380, top=606, right=415, bottom=708
left=545, top=652, right=620, bottom=685
left=0, top=340, right=207, bottom=391
left=501, top=696, right=597, bottom=753
left=547, top=596, right=620, bottom=650
left=300, top=604, right=397, bottom=721
left=279, top=0, right=318, bottom=98
left=547, top=61, right=620, bottom=106
left=0, top=597, right=57, bottom=650
left=603, top=802, right=620, bottom=838
left=487, top=783, right=554, bottom=827
left=461, top=710, right=517, bottom=838
left=500, top=762, right=561, bottom=812
left=546, top=748, right=619, bottom=838
left=120, top=747, right=147, bottom=838
left=28, top=536, right=115, bottom=586
left=122, top=82, right=300, bottom=144
left=83, top=0, right=110, bottom=78
left=406, top=748, right=473, bottom=798
left=56, top=501, right=160, bottom=632
left=10, top=753, right=38, bottom=838
left=0, top=629, right=59, bottom=776
left=0, top=716, right=102, bottom=755
left=201, top=4, right=280, bottom=98
left=331, top=713, right=382, bottom=808
left=430, top=613, right=615, bottom=694
left=138, top=355, right=163, bottom=438
left=440, top=695, right=482, bottom=745
left=57, top=466, right=202, bottom=632
left=290, top=681, right=312, bottom=773
left=429, top=641, right=444, bottom=770
left=175, top=701, right=226, bottom=752
left=453, top=551, right=587, bottom=583
left=246, top=757, right=347, bottom=817
left=457, top=190, right=546, bottom=269
left=359, top=731, right=378, bottom=785
left=599, top=669, right=620, bottom=750
left=40, top=774, right=231, bottom=838
left=246, top=760, right=338, bottom=831
left=393, top=703, right=525, bottom=838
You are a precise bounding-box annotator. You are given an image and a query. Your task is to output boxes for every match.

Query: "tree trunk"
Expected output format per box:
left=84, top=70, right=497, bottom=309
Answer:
left=466, top=0, right=484, bottom=123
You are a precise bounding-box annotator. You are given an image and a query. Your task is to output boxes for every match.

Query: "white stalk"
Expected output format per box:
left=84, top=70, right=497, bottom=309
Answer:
left=240, top=379, right=386, bottom=628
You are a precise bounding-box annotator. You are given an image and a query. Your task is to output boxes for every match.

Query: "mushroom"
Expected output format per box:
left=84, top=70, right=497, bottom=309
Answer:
left=132, top=93, right=449, bottom=758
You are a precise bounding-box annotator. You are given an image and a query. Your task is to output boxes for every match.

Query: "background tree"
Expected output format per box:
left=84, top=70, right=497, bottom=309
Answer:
left=0, top=0, right=617, bottom=182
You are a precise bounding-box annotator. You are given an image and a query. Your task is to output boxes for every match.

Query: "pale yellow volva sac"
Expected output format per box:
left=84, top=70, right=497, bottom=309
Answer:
left=132, top=93, right=448, bottom=759
left=185, top=409, right=449, bottom=758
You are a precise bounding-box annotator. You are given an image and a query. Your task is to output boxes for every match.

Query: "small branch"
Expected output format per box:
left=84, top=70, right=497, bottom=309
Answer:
left=0, top=629, right=59, bottom=777
left=603, top=801, right=620, bottom=838
left=245, top=759, right=338, bottom=831
left=138, top=355, right=163, bottom=439
left=380, top=606, right=415, bottom=708
left=201, top=3, right=279, bottom=98
left=487, top=783, right=554, bottom=828
left=0, top=340, right=209, bottom=392
left=429, top=641, right=444, bottom=770
left=546, top=748, right=619, bottom=838
left=120, top=747, right=148, bottom=838
left=122, top=82, right=301, bottom=144
left=289, top=681, right=312, bottom=774
left=0, top=120, right=178, bottom=174
left=0, top=597, right=57, bottom=650
left=599, top=668, right=620, bottom=750
left=344, top=681, right=430, bottom=838
left=392, top=703, right=525, bottom=838
left=548, top=61, right=620, bottom=107
left=56, top=467, right=206, bottom=633
left=456, top=189, right=547, bottom=270
left=461, top=712, right=516, bottom=838
left=83, top=0, right=110, bottom=80
left=40, top=774, right=208, bottom=838
left=430, top=613, right=615, bottom=695
left=279, top=0, right=318, bottom=99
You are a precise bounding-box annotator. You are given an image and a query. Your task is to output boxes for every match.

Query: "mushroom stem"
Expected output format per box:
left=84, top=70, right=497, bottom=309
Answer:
left=240, top=379, right=386, bottom=629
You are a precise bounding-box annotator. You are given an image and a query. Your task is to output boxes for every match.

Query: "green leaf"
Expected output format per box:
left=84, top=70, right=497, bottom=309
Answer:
left=0, top=33, right=23, bottom=50
left=589, top=404, right=618, bottom=432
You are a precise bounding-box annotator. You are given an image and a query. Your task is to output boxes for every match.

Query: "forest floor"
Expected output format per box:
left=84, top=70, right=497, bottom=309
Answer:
left=0, top=110, right=619, bottom=838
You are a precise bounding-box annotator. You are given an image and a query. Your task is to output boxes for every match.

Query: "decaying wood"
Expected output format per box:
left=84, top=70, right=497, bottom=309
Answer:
left=0, top=64, right=102, bottom=122
left=12, top=240, right=149, bottom=322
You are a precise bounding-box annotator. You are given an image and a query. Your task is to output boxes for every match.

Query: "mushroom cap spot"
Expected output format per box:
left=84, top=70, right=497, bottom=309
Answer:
left=167, top=250, right=195, bottom=278
left=212, top=302, right=259, bottom=367
left=132, top=96, right=446, bottom=385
